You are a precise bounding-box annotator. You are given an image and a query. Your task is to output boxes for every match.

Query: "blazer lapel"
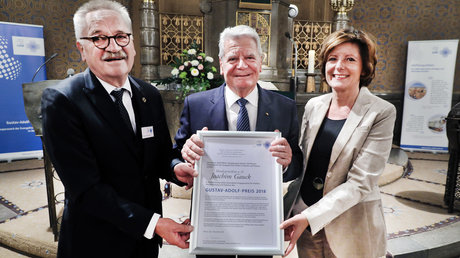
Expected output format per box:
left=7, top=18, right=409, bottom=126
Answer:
left=129, top=77, right=152, bottom=134
left=129, top=77, right=155, bottom=164
left=255, top=85, right=274, bottom=131
left=305, top=95, right=331, bottom=161
left=82, top=69, right=137, bottom=156
left=208, top=84, right=228, bottom=130
left=283, top=94, right=330, bottom=219
left=328, top=87, right=372, bottom=170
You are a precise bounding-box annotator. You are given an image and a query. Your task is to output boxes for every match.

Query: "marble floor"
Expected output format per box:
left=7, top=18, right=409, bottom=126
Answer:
left=0, top=150, right=459, bottom=257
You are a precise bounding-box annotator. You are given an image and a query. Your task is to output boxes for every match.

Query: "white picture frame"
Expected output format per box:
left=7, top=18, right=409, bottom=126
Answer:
left=189, top=130, right=284, bottom=256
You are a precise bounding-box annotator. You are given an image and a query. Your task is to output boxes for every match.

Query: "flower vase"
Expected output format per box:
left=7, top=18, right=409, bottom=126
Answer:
left=168, top=82, right=180, bottom=91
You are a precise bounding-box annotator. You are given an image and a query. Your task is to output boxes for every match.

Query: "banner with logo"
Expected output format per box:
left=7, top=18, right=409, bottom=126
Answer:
left=0, top=22, right=46, bottom=161
left=400, top=39, right=459, bottom=152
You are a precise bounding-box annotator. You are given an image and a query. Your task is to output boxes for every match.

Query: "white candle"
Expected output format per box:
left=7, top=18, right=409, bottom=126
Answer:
left=308, top=50, right=315, bottom=74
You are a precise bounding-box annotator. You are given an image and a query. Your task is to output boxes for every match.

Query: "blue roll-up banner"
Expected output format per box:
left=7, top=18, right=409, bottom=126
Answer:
left=0, top=22, right=46, bottom=161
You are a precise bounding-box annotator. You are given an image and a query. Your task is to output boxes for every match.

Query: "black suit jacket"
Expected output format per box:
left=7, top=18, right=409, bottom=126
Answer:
left=173, top=84, right=302, bottom=181
left=42, top=68, right=180, bottom=257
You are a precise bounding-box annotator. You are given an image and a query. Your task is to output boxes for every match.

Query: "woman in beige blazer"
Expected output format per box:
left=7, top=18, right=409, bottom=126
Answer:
left=281, top=29, right=396, bottom=257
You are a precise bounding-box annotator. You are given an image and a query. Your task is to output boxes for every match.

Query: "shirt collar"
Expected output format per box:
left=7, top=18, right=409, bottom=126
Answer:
left=98, top=76, right=132, bottom=97
left=225, top=85, right=258, bottom=108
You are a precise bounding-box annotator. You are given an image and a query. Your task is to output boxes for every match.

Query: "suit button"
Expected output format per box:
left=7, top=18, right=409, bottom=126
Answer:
left=326, top=172, right=332, bottom=178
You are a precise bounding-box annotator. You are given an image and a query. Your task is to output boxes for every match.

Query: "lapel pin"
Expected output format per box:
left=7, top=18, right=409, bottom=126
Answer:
left=265, top=112, right=269, bottom=116
left=142, top=97, right=147, bottom=103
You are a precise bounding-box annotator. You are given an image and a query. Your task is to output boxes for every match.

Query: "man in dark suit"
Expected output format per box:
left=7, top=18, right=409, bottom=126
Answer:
left=173, top=25, right=303, bottom=257
left=41, top=1, right=193, bottom=257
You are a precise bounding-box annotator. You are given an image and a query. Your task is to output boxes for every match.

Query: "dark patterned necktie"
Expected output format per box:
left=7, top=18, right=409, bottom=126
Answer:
left=236, top=98, right=250, bottom=131
left=111, top=89, right=133, bottom=133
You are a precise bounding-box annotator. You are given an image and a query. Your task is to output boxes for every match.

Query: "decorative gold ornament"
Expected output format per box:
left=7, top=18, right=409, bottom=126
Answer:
left=236, top=11, right=271, bottom=66
left=159, top=14, right=204, bottom=65
left=330, top=0, right=354, bottom=15
left=291, top=21, right=331, bottom=71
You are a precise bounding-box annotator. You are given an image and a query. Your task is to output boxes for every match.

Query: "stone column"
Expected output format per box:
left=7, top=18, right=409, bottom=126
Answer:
left=259, top=0, right=291, bottom=91
left=139, top=0, right=160, bottom=81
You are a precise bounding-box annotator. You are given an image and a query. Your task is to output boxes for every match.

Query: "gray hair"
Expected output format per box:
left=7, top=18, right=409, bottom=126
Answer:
left=218, top=25, right=263, bottom=59
left=73, top=0, right=132, bottom=41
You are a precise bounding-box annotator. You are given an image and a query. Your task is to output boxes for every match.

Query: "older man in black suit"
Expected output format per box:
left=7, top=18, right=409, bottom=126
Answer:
left=41, top=1, right=193, bottom=257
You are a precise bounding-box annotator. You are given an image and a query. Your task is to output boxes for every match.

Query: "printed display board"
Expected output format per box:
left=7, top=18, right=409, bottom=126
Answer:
left=0, top=21, right=46, bottom=161
left=400, top=39, right=459, bottom=152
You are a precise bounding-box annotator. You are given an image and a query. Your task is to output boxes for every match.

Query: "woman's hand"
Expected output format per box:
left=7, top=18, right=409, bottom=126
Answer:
left=173, top=162, right=197, bottom=190
left=280, top=213, right=310, bottom=257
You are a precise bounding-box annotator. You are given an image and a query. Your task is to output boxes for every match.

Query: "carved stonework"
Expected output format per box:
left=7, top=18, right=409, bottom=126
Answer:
left=292, top=21, right=332, bottom=70
left=159, top=14, right=204, bottom=65
left=236, top=11, right=271, bottom=66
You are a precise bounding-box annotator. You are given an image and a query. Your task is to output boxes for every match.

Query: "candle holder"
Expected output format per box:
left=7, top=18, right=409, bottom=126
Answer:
left=319, top=81, right=330, bottom=93
left=330, top=0, right=354, bottom=14
left=306, top=73, right=316, bottom=93
left=330, top=0, right=355, bottom=31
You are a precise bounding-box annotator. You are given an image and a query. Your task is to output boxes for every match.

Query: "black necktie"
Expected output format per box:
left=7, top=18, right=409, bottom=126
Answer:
left=111, top=89, right=133, bottom=133
left=236, top=98, right=250, bottom=131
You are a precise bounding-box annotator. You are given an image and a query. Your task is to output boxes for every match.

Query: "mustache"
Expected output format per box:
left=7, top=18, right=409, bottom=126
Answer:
left=102, top=51, right=127, bottom=60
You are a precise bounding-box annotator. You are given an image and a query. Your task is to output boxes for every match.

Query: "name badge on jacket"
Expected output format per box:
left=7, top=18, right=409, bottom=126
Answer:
left=141, top=126, right=154, bottom=139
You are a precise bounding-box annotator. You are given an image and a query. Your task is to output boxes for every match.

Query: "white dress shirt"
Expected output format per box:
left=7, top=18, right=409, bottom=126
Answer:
left=224, top=85, right=289, bottom=173
left=99, top=77, right=137, bottom=133
left=225, top=86, right=258, bottom=131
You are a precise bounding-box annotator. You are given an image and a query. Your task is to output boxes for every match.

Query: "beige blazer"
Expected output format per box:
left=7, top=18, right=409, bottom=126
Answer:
left=284, top=87, right=396, bottom=257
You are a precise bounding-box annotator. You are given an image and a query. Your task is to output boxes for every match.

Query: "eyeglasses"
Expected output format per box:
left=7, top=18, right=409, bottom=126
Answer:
left=79, top=33, right=132, bottom=49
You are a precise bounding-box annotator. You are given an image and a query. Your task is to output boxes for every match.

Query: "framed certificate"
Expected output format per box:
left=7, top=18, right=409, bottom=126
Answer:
left=189, top=131, right=284, bottom=256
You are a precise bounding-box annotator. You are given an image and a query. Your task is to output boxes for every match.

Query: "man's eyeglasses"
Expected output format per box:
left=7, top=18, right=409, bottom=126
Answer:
left=79, top=33, right=132, bottom=49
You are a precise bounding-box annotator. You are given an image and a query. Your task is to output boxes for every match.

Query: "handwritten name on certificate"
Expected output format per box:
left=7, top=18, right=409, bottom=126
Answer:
left=189, top=131, right=284, bottom=256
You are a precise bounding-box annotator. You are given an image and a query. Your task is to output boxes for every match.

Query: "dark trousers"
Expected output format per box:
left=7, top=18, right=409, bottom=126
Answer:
left=131, top=238, right=159, bottom=258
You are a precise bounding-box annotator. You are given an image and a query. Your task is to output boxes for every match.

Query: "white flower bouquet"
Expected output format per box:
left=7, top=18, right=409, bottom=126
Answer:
left=166, top=42, right=219, bottom=100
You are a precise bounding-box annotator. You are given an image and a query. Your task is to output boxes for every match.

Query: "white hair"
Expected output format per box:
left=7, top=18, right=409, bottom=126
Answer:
left=218, top=25, right=263, bottom=59
left=73, top=0, right=132, bottom=40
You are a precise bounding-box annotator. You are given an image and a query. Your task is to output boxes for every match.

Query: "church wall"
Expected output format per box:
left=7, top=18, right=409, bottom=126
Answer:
left=158, top=0, right=201, bottom=15
left=290, top=0, right=333, bottom=21
left=349, top=0, right=460, bottom=93
left=1, top=0, right=457, bottom=92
